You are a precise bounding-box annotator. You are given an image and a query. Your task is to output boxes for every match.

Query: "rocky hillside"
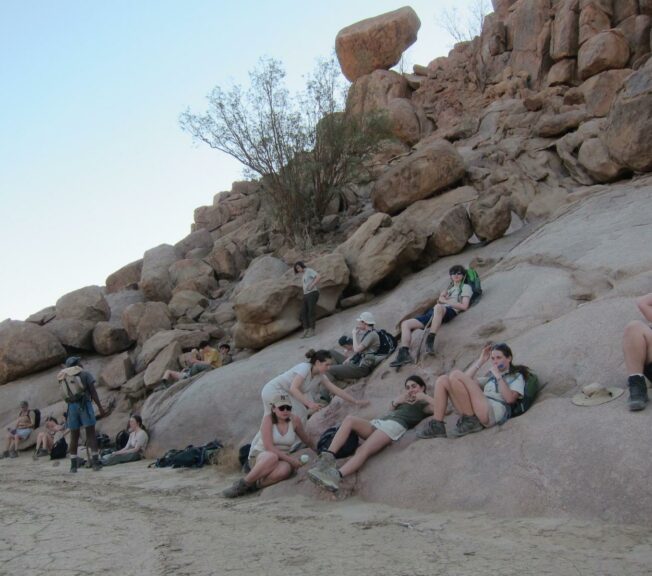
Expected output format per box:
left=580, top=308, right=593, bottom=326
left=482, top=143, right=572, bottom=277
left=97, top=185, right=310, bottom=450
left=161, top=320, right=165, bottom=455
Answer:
left=2, top=2, right=652, bottom=521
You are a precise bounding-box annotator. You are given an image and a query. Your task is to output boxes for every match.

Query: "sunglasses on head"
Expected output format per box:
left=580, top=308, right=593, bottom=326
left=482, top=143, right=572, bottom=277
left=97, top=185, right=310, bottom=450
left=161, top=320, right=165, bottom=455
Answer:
left=276, top=405, right=292, bottom=412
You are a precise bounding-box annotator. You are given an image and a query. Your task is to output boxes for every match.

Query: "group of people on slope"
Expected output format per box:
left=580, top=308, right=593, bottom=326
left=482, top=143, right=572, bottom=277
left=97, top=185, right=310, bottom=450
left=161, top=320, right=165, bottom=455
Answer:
left=162, top=341, right=233, bottom=387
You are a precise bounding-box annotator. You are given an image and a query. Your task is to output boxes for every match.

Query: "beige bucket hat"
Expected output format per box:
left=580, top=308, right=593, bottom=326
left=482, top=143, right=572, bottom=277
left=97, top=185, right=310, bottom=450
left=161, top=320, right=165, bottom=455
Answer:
left=571, top=382, right=625, bottom=406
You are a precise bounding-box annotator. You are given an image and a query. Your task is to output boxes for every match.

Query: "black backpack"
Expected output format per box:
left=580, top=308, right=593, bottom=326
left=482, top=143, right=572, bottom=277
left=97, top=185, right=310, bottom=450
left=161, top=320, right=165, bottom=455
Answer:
left=32, top=409, right=41, bottom=429
left=115, top=430, right=129, bottom=450
left=317, top=426, right=359, bottom=458
left=96, top=433, right=111, bottom=449
left=374, top=329, right=398, bottom=356
left=238, top=443, right=252, bottom=468
left=50, top=437, right=68, bottom=460
left=152, top=440, right=223, bottom=469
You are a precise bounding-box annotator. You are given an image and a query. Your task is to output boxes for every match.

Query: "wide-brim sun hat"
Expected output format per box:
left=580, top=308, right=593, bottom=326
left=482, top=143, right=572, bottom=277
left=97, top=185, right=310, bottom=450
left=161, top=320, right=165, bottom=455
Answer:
left=571, top=382, right=625, bottom=406
left=356, top=311, right=376, bottom=325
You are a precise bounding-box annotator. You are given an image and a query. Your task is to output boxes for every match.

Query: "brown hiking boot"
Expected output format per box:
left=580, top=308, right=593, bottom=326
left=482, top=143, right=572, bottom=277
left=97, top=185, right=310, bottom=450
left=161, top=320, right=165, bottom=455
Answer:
left=222, top=478, right=256, bottom=498
left=417, top=419, right=447, bottom=439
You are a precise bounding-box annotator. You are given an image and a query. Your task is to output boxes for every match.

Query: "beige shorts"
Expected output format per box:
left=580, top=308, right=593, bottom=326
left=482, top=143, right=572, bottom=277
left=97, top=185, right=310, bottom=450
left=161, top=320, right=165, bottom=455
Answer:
left=370, top=418, right=408, bottom=441
left=485, top=399, right=508, bottom=428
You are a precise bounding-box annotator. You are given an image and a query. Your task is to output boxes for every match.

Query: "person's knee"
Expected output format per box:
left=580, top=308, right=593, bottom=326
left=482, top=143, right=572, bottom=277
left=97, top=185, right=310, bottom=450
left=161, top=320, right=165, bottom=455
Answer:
left=433, top=304, right=445, bottom=317
left=449, top=369, right=465, bottom=381
left=435, top=375, right=449, bottom=388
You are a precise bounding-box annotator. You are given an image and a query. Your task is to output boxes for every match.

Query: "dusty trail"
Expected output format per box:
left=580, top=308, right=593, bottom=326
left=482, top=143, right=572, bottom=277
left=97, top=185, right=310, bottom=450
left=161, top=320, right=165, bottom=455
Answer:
left=1, top=457, right=650, bottom=576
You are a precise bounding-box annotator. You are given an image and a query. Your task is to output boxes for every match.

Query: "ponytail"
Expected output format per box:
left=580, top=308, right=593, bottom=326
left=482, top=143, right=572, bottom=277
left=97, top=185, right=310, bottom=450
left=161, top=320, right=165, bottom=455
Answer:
left=305, top=349, right=332, bottom=365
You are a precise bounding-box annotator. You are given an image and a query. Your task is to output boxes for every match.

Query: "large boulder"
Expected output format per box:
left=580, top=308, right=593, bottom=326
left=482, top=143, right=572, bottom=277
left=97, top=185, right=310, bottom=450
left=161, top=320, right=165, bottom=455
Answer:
left=174, top=228, right=214, bottom=259
left=550, top=0, right=580, bottom=61
left=604, top=58, right=652, bottom=171
left=25, top=306, right=56, bottom=326
left=139, top=244, right=180, bottom=303
left=98, top=352, right=134, bottom=390
left=336, top=212, right=425, bottom=292
left=579, top=69, right=633, bottom=116
left=55, top=285, right=110, bottom=322
left=44, top=318, right=96, bottom=350
left=143, top=341, right=181, bottom=388
left=335, top=7, right=420, bottom=82
left=371, top=139, right=465, bottom=215
left=469, top=193, right=512, bottom=242
left=105, top=289, right=146, bottom=322
left=579, top=3, right=612, bottom=46
left=617, top=15, right=652, bottom=65
left=0, top=320, right=66, bottom=385
left=121, top=302, right=172, bottom=346
left=577, top=137, right=628, bottom=182
left=167, top=290, right=209, bottom=320
left=92, top=321, right=132, bottom=355
left=234, top=256, right=289, bottom=297
left=105, top=259, right=142, bottom=294
left=345, top=69, right=410, bottom=117
left=206, top=238, right=248, bottom=281
left=136, top=329, right=210, bottom=373
left=534, top=108, right=589, bottom=137
left=168, top=259, right=217, bottom=296
left=386, top=97, right=431, bottom=145
left=578, top=30, right=631, bottom=80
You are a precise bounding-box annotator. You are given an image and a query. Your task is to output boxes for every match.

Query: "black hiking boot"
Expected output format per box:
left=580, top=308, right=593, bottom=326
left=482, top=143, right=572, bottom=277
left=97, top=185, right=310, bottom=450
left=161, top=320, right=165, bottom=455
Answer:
left=91, top=454, right=103, bottom=471
left=450, top=415, right=484, bottom=438
left=425, top=333, right=436, bottom=355
left=628, top=375, right=649, bottom=411
left=390, top=347, right=412, bottom=367
left=222, top=478, right=257, bottom=499
left=70, top=457, right=79, bottom=474
left=416, top=419, right=447, bottom=439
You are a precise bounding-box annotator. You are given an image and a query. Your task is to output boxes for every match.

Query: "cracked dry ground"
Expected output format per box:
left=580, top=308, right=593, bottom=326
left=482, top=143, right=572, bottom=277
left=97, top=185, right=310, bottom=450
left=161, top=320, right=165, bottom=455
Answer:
left=1, top=458, right=651, bottom=576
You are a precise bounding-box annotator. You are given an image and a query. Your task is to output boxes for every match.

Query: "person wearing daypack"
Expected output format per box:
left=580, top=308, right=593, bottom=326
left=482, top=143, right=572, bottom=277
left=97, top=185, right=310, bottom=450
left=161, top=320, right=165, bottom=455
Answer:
left=101, top=415, right=148, bottom=466
left=308, top=375, right=434, bottom=493
left=327, top=312, right=389, bottom=383
left=222, top=393, right=316, bottom=498
left=391, top=264, right=476, bottom=368
left=58, top=356, right=106, bottom=472
left=623, top=293, right=652, bottom=411
left=418, top=343, right=528, bottom=439
left=33, top=416, right=65, bottom=458
left=1, top=401, right=35, bottom=459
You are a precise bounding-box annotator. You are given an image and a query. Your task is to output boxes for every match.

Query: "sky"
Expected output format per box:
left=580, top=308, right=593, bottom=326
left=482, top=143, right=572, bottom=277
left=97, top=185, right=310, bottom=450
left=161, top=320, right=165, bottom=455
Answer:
left=0, top=0, right=487, bottom=321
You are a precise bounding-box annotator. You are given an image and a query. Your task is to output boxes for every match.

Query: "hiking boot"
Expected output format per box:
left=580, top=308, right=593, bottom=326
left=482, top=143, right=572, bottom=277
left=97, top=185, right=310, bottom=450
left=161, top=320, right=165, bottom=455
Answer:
left=307, top=465, right=341, bottom=492
left=70, top=458, right=79, bottom=474
left=37, top=448, right=49, bottom=457
left=390, top=347, right=412, bottom=368
left=9, top=449, right=18, bottom=458
left=450, top=415, right=484, bottom=438
left=222, top=478, right=255, bottom=499
left=305, top=328, right=315, bottom=338
left=91, top=454, right=103, bottom=471
left=416, top=419, right=447, bottom=439
left=628, top=375, right=649, bottom=412
left=314, top=450, right=336, bottom=472
left=300, top=329, right=309, bottom=339
left=0, top=450, right=9, bottom=459
left=425, top=333, right=436, bottom=355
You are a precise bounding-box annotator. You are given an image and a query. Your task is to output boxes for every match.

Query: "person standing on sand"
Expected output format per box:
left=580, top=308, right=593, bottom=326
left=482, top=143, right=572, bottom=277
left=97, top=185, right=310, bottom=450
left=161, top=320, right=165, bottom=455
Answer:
left=58, top=356, right=106, bottom=473
left=1, top=401, right=35, bottom=458
left=308, top=375, right=434, bottom=493
left=294, top=261, right=320, bottom=338
left=222, top=394, right=315, bottom=498
left=623, top=293, right=652, bottom=411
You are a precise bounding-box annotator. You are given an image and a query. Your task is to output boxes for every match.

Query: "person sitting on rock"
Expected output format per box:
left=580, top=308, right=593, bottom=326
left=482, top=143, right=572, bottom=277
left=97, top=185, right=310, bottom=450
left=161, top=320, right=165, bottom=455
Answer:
left=417, top=343, right=526, bottom=439
left=101, top=415, right=148, bottom=466
left=222, top=394, right=315, bottom=498
left=260, top=349, right=368, bottom=423
left=33, top=416, right=64, bottom=459
left=1, top=401, right=35, bottom=459
left=328, top=312, right=385, bottom=383
left=307, top=375, right=434, bottom=493
left=294, top=261, right=320, bottom=338
left=623, top=293, right=652, bottom=411
left=162, top=340, right=222, bottom=385
left=391, top=264, right=473, bottom=367
left=59, top=356, right=107, bottom=472
left=219, top=343, right=233, bottom=366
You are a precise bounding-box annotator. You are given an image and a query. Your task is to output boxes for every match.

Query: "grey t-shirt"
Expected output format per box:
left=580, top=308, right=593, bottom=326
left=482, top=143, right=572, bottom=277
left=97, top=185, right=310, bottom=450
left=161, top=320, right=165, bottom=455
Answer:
left=302, top=268, right=319, bottom=294
left=353, top=330, right=382, bottom=369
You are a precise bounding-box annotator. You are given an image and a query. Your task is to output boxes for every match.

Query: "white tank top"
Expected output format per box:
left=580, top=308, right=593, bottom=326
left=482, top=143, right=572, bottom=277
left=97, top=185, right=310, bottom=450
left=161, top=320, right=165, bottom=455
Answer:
left=249, top=420, right=297, bottom=458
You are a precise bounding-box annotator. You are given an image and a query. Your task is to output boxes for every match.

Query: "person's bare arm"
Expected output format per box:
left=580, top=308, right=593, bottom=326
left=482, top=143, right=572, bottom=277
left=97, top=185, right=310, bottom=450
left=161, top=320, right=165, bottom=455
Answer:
left=637, top=294, right=652, bottom=323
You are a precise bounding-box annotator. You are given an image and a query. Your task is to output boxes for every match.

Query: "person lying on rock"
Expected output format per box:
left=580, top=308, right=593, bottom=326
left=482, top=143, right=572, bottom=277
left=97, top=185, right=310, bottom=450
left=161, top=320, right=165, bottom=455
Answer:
left=391, top=264, right=472, bottom=367
left=101, top=415, right=148, bottom=466
left=162, top=340, right=222, bottom=385
left=294, top=261, right=320, bottom=338
left=308, top=375, right=434, bottom=493
left=33, top=416, right=65, bottom=459
left=623, top=293, right=652, bottom=411
left=219, top=343, right=233, bottom=366
left=327, top=312, right=386, bottom=384
left=418, top=343, right=526, bottom=439
left=222, top=394, right=315, bottom=498
left=260, top=349, right=369, bottom=423
left=1, top=401, right=35, bottom=459
left=58, top=356, right=106, bottom=472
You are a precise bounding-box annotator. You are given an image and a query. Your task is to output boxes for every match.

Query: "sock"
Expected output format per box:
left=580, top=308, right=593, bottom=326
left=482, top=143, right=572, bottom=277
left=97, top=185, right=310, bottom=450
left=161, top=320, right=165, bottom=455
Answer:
left=337, top=470, right=343, bottom=478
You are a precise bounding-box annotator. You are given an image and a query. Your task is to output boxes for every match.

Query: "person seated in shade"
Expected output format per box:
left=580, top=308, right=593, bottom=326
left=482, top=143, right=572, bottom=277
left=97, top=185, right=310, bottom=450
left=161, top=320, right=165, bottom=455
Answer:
left=101, top=415, right=148, bottom=466
left=623, top=293, right=652, bottom=411
left=307, top=375, right=434, bottom=493
left=162, top=341, right=222, bottom=385
left=417, top=343, right=526, bottom=439
left=222, top=394, right=315, bottom=498
left=391, top=264, right=472, bottom=367
left=33, top=416, right=65, bottom=458
left=1, top=401, right=35, bottom=459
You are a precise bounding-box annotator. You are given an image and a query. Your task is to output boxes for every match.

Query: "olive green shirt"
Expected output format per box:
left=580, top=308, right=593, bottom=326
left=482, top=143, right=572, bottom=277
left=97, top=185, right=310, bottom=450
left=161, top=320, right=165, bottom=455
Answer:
left=382, top=401, right=429, bottom=429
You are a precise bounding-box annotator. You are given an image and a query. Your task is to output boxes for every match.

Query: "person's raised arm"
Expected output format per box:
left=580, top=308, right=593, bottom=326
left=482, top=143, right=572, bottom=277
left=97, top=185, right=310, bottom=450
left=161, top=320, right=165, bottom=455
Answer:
left=465, top=345, right=491, bottom=378
left=637, top=294, right=652, bottom=322
left=321, top=375, right=370, bottom=407
left=289, top=374, right=321, bottom=412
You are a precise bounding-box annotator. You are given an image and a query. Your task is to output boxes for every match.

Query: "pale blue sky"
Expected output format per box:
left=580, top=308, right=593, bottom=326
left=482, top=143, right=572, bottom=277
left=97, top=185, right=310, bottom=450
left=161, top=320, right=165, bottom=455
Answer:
left=0, top=1, right=482, bottom=321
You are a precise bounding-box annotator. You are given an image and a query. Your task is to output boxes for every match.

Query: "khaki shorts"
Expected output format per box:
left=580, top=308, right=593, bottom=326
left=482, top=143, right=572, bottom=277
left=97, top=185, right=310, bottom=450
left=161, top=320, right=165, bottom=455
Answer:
left=370, top=418, right=408, bottom=441
left=485, top=399, right=509, bottom=428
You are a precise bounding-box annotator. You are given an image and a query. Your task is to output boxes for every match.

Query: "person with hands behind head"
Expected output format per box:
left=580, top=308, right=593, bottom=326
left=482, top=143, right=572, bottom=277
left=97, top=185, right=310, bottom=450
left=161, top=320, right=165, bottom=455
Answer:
left=260, top=349, right=369, bottom=423
left=418, top=343, right=527, bottom=439
left=223, top=394, right=316, bottom=498
left=308, top=375, right=434, bottom=493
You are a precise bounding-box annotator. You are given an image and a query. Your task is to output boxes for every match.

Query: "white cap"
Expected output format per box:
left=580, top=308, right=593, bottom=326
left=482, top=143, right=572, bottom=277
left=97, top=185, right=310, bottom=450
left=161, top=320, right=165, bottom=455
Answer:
left=356, top=311, right=376, bottom=325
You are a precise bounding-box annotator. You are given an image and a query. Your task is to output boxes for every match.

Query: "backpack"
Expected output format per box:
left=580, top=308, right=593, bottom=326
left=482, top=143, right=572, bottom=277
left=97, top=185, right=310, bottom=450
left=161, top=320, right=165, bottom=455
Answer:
left=96, top=433, right=111, bottom=449
left=115, top=429, right=129, bottom=451
left=374, top=329, right=398, bottom=356
left=317, top=426, right=359, bottom=458
left=58, top=367, right=87, bottom=403
left=510, top=370, right=540, bottom=418
left=238, top=443, right=252, bottom=468
left=152, top=440, right=223, bottom=469
left=32, top=409, right=41, bottom=429
left=50, top=437, right=68, bottom=460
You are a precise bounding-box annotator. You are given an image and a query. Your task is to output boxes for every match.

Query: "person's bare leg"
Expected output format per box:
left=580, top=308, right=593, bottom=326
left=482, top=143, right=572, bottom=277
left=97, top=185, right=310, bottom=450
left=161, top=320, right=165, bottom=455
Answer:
left=339, top=430, right=393, bottom=477
left=326, top=415, right=375, bottom=455
left=400, top=319, right=424, bottom=348
left=244, top=452, right=281, bottom=485
left=449, top=370, right=492, bottom=425
left=433, top=375, right=452, bottom=421
left=623, top=321, right=652, bottom=374
left=258, top=461, right=293, bottom=488
left=429, top=304, right=447, bottom=335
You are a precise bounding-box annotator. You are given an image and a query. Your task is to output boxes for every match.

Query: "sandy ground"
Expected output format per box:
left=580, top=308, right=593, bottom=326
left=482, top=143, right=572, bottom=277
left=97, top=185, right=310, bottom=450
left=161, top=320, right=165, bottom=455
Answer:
left=1, top=456, right=651, bottom=576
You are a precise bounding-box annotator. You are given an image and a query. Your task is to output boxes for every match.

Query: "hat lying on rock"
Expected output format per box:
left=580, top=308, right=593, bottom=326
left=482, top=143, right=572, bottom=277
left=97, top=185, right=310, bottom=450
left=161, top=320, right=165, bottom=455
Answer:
left=572, top=382, right=625, bottom=406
